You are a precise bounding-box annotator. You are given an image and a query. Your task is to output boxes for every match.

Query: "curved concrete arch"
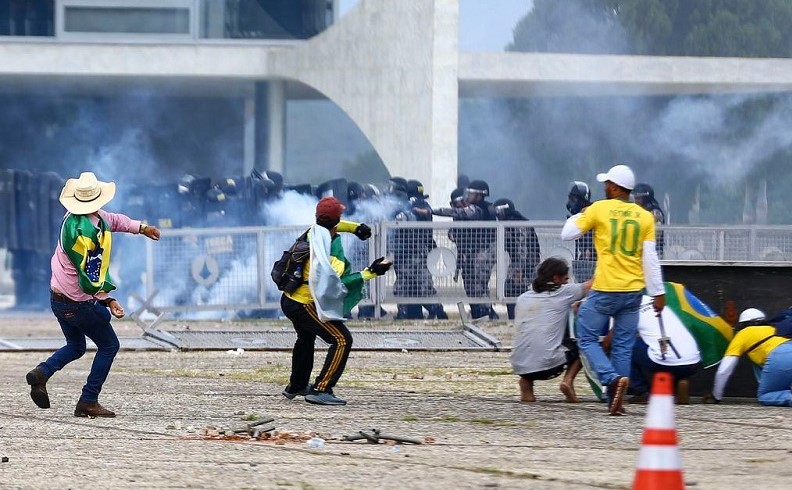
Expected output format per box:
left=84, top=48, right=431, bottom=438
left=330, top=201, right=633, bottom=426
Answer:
left=269, top=0, right=459, bottom=205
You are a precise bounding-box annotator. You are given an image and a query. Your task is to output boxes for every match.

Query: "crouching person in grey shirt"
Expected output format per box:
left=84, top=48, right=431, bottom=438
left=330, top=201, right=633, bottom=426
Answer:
left=510, top=257, right=592, bottom=403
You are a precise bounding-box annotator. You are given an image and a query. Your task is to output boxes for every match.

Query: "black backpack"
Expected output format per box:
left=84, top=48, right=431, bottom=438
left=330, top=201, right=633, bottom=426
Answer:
left=271, top=230, right=310, bottom=293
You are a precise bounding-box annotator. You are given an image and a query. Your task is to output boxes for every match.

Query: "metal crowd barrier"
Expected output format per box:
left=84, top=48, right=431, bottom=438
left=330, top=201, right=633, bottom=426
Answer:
left=138, top=222, right=792, bottom=319
left=140, top=225, right=374, bottom=319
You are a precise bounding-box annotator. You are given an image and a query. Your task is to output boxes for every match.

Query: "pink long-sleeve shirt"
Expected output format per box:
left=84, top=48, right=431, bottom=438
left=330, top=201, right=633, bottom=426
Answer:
left=50, top=209, right=142, bottom=302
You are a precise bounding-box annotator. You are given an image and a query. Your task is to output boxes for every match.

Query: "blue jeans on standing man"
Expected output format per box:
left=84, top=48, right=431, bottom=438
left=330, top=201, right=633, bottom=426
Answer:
left=38, top=297, right=120, bottom=403
left=577, top=290, right=643, bottom=387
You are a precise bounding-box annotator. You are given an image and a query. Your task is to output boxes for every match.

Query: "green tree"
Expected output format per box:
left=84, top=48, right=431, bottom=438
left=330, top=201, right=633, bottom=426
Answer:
left=510, top=0, right=792, bottom=57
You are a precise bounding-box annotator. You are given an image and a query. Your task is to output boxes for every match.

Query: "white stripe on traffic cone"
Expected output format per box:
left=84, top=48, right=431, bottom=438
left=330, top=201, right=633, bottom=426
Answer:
left=632, top=372, right=685, bottom=490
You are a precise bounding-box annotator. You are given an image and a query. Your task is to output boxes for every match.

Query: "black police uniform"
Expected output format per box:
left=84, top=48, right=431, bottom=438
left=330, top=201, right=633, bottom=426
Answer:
left=434, top=181, right=497, bottom=320
left=633, top=183, right=666, bottom=258
left=566, top=181, right=596, bottom=282
left=494, top=199, right=540, bottom=320
left=392, top=181, right=447, bottom=320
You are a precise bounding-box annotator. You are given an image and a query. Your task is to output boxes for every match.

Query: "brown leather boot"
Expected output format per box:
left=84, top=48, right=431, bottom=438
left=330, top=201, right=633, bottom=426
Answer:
left=74, top=400, right=116, bottom=418
left=26, top=367, right=50, bottom=409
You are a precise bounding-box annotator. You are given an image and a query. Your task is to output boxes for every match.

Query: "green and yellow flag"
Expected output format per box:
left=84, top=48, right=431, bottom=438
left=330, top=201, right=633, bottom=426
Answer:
left=61, top=213, right=115, bottom=295
left=663, top=282, right=732, bottom=367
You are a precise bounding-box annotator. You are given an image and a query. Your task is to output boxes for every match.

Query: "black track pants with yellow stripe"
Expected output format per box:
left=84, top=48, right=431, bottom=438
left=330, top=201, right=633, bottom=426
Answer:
left=281, top=294, right=353, bottom=393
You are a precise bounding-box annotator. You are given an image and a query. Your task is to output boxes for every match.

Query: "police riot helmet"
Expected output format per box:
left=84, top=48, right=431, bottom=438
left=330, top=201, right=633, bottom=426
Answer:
left=566, top=181, right=591, bottom=215
left=633, top=183, right=655, bottom=201
left=450, top=187, right=466, bottom=205
left=493, top=198, right=523, bottom=220
left=466, top=180, right=489, bottom=197
left=178, top=174, right=211, bottom=196
left=568, top=181, right=591, bottom=201
left=218, top=178, right=240, bottom=197
left=493, top=198, right=514, bottom=210
left=347, top=181, right=363, bottom=202
left=388, top=176, right=408, bottom=194
left=262, top=170, right=284, bottom=193
left=406, top=179, right=428, bottom=199
left=205, top=186, right=226, bottom=203
left=362, top=183, right=381, bottom=199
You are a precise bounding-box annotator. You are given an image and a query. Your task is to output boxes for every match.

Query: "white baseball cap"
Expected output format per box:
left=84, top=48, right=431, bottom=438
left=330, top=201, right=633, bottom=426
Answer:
left=596, top=164, right=635, bottom=191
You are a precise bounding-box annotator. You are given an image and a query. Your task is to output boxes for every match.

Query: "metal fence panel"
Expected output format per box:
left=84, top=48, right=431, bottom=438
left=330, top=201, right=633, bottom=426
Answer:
left=147, top=227, right=263, bottom=311
left=662, top=225, right=792, bottom=262
left=144, top=225, right=377, bottom=314
left=381, top=221, right=500, bottom=304
left=141, top=222, right=792, bottom=317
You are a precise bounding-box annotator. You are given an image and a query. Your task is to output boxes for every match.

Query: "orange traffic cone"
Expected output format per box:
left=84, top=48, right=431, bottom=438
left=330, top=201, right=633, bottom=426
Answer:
left=632, top=372, right=684, bottom=490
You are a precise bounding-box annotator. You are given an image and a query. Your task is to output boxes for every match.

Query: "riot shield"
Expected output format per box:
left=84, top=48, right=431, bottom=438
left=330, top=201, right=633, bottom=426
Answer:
left=315, top=178, right=349, bottom=208
left=0, top=169, right=13, bottom=248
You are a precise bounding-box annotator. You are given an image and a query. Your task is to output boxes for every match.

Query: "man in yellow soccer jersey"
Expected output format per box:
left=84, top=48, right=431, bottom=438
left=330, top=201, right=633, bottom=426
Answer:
left=561, top=164, right=665, bottom=415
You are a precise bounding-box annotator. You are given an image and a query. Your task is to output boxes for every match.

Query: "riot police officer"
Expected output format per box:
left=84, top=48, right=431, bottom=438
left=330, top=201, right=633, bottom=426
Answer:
left=566, top=181, right=596, bottom=282
left=494, top=198, right=540, bottom=320
left=633, top=183, right=665, bottom=258
left=387, top=177, right=422, bottom=319
left=393, top=179, right=447, bottom=320
left=434, top=180, right=497, bottom=320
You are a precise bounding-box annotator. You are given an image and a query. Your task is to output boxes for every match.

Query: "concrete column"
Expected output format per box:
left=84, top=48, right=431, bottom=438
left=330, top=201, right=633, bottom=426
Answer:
left=243, top=91, right=255, bottom=176
left=269, top=0, right=459, bottom=207
left=253, top=80, right=286, bottom=173
left=203, top=0, right=226, bottom=38
left=267, top=80, right=286, bottom=174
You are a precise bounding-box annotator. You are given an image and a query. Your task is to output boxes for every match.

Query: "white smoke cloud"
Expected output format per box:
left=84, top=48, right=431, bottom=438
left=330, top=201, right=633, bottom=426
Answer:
left=261, top=190, right=318, bottom=226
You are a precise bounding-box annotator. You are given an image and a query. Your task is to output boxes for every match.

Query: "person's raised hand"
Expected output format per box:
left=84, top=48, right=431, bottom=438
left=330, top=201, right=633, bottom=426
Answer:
left=354, top=223, right=372, bottom=241
left=367, top=257, right=392, bottom=276
left=141, top=224, right=161, bottom=241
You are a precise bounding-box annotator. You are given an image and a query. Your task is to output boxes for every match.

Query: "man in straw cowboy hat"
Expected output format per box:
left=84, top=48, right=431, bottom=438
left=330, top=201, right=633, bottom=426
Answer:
left=25, top=171, right=160, bottom=418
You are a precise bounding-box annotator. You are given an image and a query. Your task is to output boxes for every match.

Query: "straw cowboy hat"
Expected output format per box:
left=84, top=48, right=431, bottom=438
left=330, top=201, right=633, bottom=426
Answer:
left=59, top=172, right=116, bottom=215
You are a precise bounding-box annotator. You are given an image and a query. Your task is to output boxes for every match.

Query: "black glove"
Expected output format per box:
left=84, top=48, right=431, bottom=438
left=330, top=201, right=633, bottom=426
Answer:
left=367, top=257, right=392, bottom=276
left=354, top=223, right=372, bottom=241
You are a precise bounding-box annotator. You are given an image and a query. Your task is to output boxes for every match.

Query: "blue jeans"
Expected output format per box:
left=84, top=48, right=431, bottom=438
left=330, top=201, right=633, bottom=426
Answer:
left=758, top=341, right=792, bottom=407
left=630, top=337, right=699, bottom=395
left=40, top=297, right=120, bottom=403
left=577, top=290, right=643, bottom=387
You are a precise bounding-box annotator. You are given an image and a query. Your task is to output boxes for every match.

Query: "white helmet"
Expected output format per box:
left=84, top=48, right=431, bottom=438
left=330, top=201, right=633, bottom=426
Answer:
left=738, top=308, right=766, bottom=323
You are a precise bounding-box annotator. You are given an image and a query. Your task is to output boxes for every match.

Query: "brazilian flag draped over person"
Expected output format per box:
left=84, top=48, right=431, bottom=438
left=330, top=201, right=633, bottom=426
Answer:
left=663, top=282, right=732, bottom=367
left=577, top=281, right=733, bottom=400
left=61, top=213, right=116, bottom=295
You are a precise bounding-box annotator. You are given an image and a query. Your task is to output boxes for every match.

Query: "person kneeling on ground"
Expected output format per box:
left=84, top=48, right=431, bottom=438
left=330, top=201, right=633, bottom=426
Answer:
left=627, top=291, right=701, bottom=405
left=710, top=308, right=792, bottom=407
left=280, top=197, right=391, bottom=406
left=510, top=257, right=592, bottom=403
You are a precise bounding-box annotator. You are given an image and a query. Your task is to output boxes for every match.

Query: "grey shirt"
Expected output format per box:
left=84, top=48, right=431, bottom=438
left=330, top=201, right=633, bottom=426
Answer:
left=509, top=283, right=586, bottom=375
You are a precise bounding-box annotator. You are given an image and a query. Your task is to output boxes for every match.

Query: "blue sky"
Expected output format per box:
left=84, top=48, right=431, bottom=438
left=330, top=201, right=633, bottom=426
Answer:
left=337, top=0, right=534, bottom=51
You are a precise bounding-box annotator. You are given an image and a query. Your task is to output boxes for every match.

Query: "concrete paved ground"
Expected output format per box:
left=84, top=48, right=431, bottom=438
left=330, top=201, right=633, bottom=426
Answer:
left=0, top=316, right=791, bottom=489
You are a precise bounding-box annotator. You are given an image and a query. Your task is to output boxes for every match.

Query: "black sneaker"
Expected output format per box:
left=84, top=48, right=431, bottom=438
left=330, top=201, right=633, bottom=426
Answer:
left=607, top=377, right=629, bottom=416
left=26, top=367, right=50, bottom=409
left=282, top=384, right=311, bottom=400
left=305, top=390, right=347, bottom=405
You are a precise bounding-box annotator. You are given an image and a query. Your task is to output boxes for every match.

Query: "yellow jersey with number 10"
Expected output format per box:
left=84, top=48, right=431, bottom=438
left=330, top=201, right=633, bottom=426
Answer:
left=575, top=199, right=656, bottom=292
